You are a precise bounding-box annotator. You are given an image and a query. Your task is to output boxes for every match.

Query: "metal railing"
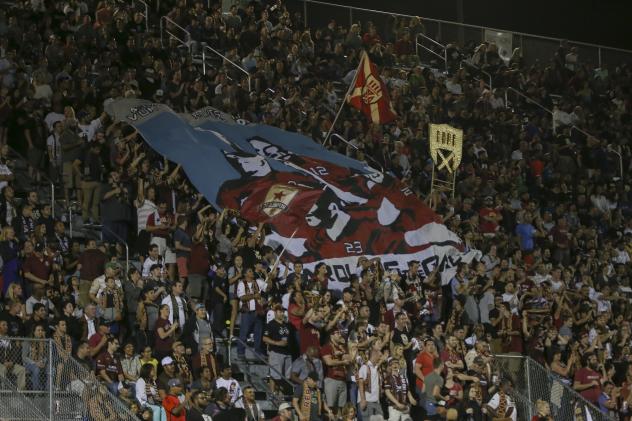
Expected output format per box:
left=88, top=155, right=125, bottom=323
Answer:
left=294, top=0, right=632, bottom=67
left=98, top=224, right=131, bottom=274
left=494, top=354, right=615, bottom=421
left=132, top=0, right=149, bottom=32
left=5, top=144, right=57, bottom=219
left=228, top=336, right=295, bottom=393
left=160, top=15, right=191, bottom=51
left=415, top=33, right=448, bottom=72
left=504, top=87, right=602, bottom=141
left=201, top=45, right=252, bottom=91
left=460, top=59, right=492, bottom=89
left=0, top=337, right=137, bottom=420
left=330, top=133, right=385, bottom=173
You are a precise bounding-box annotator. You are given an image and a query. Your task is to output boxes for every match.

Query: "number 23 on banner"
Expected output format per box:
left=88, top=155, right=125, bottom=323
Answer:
left=344, top=241, right=363, bottom=254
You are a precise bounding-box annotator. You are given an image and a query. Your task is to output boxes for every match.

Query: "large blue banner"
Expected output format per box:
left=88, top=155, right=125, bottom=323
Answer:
left=110, top=100, right=463, bottom=284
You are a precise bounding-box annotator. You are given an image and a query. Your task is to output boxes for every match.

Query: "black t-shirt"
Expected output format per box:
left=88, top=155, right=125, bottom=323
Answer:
left=0, top=311, right=25, bottom=337
left=238, top=246, right=260, bottom=270
left=263, top=319, right=290, bottom=355
left=210, top=275, right=228, bottom=305
left=186, top=407, right=206, bottom=421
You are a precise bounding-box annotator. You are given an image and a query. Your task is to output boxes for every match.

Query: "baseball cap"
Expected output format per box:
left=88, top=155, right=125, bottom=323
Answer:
left=167, top=378, right=182, bottom=388
left=278, top=403, right=292, bottom=412
left=150, top=263, right=162, bottom=272
left=307, top=371, right=319, bottom=381
left=195, top=303, right=205, bottom=311
left=105, top=262, right=121, bottom=271
left=161, top=356, right=174, bottom=366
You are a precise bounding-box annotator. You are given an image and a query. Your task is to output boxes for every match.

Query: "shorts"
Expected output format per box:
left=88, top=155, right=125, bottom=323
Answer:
left=187, top=273, right=206, bottom=300
left=176, top=256, right=189, bottom=278
left=388, top=406, right=412, bottom=421
left=324, top=377, right=347, bottom=409
left=360, top=402, right=383, bottom=420
left=268, top=350, right=292, bottom=380
left=151, top=237, right=176, bottom=264
left=63, top=161, right=81, bottom=189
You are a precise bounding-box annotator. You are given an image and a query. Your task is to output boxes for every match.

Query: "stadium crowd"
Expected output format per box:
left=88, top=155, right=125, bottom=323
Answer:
left=0, top=0, right=631, bottom=420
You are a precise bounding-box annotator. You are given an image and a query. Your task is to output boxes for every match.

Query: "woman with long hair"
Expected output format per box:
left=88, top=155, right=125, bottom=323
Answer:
left=227, top=254, right=244, bottom=339
left=135, top=363, right=166, bottom=421
left=22, top=323, right=48, bottom=390
left=4, top=282, right=25, bottom=315
left=549, top=348, right=575, bottom=385
left=154, top=304, right=177, bottom=359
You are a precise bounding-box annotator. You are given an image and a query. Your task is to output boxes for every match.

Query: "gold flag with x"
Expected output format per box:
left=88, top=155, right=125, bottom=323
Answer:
left=428, top=124, right=464, bottom=174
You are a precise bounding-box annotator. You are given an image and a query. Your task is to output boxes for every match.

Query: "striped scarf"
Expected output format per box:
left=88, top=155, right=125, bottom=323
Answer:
left=300, top=383, right=321, bottom=421
left=174, top=353, right=190, bottom=379
left=199, top=351, right=217, bottom=379
left=144, top=378, right=159, bottom=404
left=30, top=341, right=46, bottom=362
left=495, top=391, right=508, bottom=419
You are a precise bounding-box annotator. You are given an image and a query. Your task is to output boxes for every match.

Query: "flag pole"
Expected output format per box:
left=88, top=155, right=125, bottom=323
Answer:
left=266, top=228, right=298, bottom=284
left=322, top=51, right=365, bottom=146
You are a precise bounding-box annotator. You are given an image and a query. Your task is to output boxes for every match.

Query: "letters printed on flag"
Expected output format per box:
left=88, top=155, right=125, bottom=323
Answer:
left=348, top=52, right=398, bottom=124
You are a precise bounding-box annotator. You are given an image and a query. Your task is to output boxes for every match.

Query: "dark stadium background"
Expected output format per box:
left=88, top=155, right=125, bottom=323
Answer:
left=318, top=0, right=632, bottom=50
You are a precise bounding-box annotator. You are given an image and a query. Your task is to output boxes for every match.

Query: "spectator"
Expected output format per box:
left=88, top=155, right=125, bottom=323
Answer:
left=263, top=304, right=291, bottom=394
left=95, top=336, right=124, bottom=396
left=163, top=377, right=186, bottom=421
left=136, top=363, right=166, bottom=421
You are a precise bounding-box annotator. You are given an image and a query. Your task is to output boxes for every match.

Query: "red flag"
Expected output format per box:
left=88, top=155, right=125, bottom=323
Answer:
left=347, top=52, right=397, bottom=124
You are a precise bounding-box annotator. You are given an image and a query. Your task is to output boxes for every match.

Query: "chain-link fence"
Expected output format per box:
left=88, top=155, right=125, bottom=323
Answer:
left=0, top=337, right=138, bottom=420
left=494, top=354, right=615, bottom=421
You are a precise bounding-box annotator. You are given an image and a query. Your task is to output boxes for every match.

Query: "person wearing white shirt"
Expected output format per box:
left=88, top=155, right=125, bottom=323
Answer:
left=236, top=268, right=267, bottom=358
left=161, top=280, right=187, bottom=326
left=88, top=263, right=122, bottom=303
left=78, top=112, right=105, bottom=142
left=215, top=365, right=243, bottom=408
left=613, top=244, right=631, bottom=264
left=135, top=364, right=166, bottom=421
left=485, top=379, right=517, bottom=421
left=142, top=245, right=162, bottom=277
left=358, top=349, right=383, bottom=419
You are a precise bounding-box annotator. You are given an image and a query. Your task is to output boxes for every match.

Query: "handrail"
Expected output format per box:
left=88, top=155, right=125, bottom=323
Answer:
left=460, top=59, right=492, bottom=90
left=201, top=45, right=252, bottom=91
left=415, top=33, right=447, bottom=72
left=297, top=0, right=632, bottom=56
left=132, top=0, right=149, bottom=32
left=229, top=336, right=295, bottom=392
left=96, top=224, right=130, bottom=275
left=504, top=87, right=606, bottom=147
left=505, top=87, right=553, bottom=115
left=5, top=144, right=57, bottom=219
left=330, top=133, right=385, bottom=174
left=159, top=16, right=191, bottom=51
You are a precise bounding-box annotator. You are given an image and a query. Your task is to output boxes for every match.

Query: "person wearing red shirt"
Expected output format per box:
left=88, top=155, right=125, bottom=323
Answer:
left=299, top=307, right=324, bottom=355
left=95, top=337, right=124, bottom=396
left=573, top=353, right=602, bottom=404
left=478, top=196, right=502, bottom=235
left=162, top=377, right=186, bottom=421
left=414, top=338, right=438, bottom=394
left=320, top=330, right=353, bottom=417
left=22, top=243, right=52, bottom=289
